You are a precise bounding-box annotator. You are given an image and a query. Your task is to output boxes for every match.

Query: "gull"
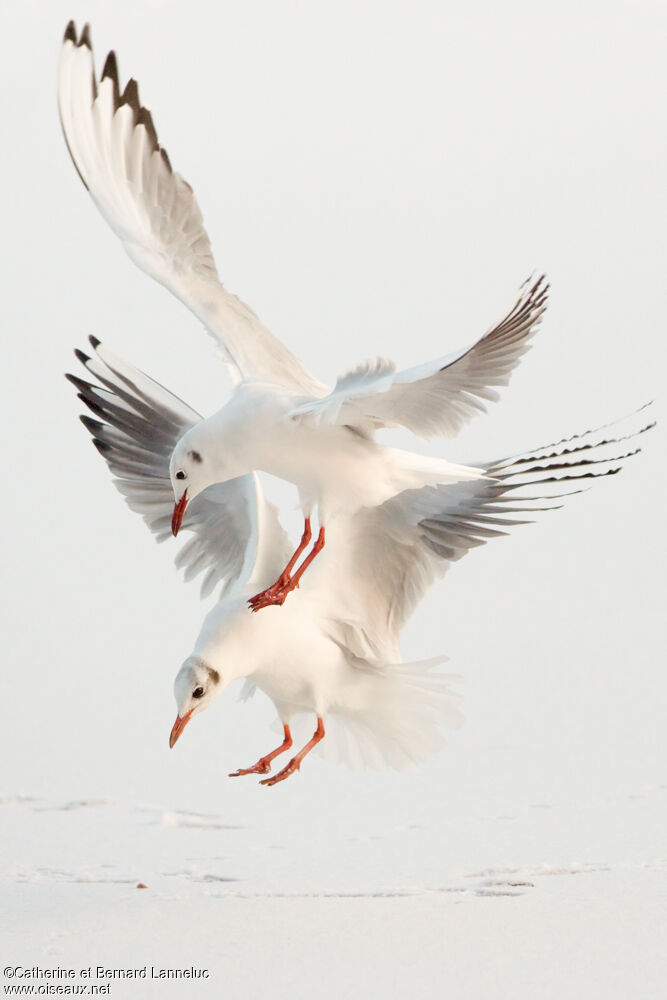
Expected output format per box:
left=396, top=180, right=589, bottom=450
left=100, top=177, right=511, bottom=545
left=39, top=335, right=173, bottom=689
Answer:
left=66, top=340, right=653, bottom=783
left=59, top=22, right=548, bottom=610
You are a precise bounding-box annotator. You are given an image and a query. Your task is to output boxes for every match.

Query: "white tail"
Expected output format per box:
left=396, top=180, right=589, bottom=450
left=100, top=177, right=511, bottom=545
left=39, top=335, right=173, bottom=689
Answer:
left=315, top=658, right=463, bottom=771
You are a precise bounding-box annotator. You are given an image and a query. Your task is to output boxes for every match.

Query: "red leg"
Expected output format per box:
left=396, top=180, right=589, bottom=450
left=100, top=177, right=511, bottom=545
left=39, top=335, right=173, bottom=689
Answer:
left=248, top=518, right=312, bottom=609
left=250, top=527, right=326, bottom=612
left=228, top=724, right=293, bottom=777
left=284, top=527, right=325, bottom=591
left=260, top=717, right=325, bottom=786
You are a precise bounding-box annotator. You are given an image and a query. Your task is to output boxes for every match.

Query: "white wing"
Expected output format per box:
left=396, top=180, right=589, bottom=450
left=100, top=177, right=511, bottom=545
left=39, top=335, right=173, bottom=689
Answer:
left=318, top=408, right=653, bottom=660
left=66, top=338, right=291, bottom=596
left=58, top=22, right=323, bottom=396
left=291, top=275, right=548, bottom=437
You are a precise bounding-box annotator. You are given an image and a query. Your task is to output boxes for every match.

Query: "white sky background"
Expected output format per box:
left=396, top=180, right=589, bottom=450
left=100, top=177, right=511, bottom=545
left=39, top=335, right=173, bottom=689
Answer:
left=1, top=0, right=665, bottom=861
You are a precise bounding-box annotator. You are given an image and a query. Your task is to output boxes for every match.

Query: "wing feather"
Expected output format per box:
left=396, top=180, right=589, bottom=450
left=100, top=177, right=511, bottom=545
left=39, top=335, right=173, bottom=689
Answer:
left=59, top=22, right=323, bottom=395
left=291, top=275, right=548, bottom=437
left=66, top=337, right=291, bottom=595
left=318, top=408, right=652, bottom=660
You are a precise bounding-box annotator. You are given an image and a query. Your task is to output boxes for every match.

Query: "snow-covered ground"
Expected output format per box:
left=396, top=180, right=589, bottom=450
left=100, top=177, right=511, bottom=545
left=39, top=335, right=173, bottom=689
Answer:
left=2, top=1, right=665, bottom=996
left=2, top=777, right=665, bottom=998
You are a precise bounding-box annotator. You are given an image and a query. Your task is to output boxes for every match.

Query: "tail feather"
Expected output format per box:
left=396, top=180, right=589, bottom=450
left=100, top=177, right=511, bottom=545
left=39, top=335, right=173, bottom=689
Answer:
left=317, top=658, right=463, bottom=771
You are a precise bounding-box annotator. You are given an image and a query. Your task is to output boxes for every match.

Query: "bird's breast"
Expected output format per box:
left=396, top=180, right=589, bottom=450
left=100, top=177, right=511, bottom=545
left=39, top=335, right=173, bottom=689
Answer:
left=253, top=422, right=394, bottom=516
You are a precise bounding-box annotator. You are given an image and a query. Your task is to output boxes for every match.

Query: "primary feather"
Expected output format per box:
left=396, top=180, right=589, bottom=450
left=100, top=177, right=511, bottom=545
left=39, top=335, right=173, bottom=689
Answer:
left=291, top=275, right=548, bottom=438
left=59, top=22, right=323, bottom=395
left=66, top=338, right=291, bottom=597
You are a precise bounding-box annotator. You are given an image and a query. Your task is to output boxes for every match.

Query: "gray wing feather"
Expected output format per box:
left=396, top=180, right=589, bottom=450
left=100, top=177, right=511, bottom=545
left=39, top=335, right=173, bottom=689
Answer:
left=59, top=22, right=323, bottom=395
left=291, top=275, right=548, bottom=438
left=321, top=408, right=653, bottom=660
left=66, top=338, right=290, bottom=596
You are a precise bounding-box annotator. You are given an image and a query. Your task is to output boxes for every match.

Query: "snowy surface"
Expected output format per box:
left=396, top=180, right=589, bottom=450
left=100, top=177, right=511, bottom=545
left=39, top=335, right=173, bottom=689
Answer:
left=1, top=0, right=665, bottom=997
left=2, top=781, right=666, bottom=998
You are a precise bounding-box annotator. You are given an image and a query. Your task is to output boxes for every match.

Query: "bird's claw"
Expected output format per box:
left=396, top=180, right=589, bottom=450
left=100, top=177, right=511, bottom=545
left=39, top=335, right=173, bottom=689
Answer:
left=228, top=760, right=271, bottom=777
left=248, top=572, right=291, bottom=605
left=248, top=584, right=292, bottom=612
left=248, top=593, right=287, bottom=612
left=260, top=759, right=300, bottom=786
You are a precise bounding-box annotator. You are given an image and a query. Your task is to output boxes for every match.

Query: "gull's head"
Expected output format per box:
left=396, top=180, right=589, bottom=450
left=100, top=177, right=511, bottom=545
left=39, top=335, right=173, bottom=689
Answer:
left=169, top=406, right=263, bottom=534
left=169, top=432, right=216, bottom=536
left=169, top=657, right=223, bottom=748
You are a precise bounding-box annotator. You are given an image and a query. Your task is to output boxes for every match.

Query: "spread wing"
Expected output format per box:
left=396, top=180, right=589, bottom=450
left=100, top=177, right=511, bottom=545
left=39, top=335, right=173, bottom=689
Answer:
left=66, top=338, right=291, bottom=597
left=290, top=275, right=548, bottom=437
left=58, top=22, right=323, bottom=396
left=318, top=408, right=653, bottom=660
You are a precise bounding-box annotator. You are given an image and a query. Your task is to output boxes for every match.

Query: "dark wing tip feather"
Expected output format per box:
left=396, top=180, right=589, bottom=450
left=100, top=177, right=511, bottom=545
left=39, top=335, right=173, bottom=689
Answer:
left=124, top=90, right=163, bottom=157
left=494, top=448, right=641, bottom=480
left=64, top=20, right=76, bottom=43
left=92, top=438, right=112, bottom=455
left=101, top=51, right=120, bottom=108
left=65, top=372, right=94, bottom=392
left=74, top=348, right=90, bottom=365
left=80, top=415, right=104, bottom=434
left=88, top=334, right=102, bottom=349
left=101, top=50, right=118, bottom=81
left=77, top=394, right=104, bottom=417
left=516, top=273, right=549, bottom=314
left=99, top=55, right=167, bottom=165
left=120, top=78, right=140, bottom=113
left=78, top=23, right=92, bottom=49
left=136, top=107, right=159, bottom=152
left=501, top=468, right=623, bottom=491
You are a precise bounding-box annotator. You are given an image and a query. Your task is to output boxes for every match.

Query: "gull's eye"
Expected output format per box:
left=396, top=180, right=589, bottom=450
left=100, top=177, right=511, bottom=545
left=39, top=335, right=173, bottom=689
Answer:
left=193, top=686, right=205, bottom=699
left=175, top=471, right=186, bottom=481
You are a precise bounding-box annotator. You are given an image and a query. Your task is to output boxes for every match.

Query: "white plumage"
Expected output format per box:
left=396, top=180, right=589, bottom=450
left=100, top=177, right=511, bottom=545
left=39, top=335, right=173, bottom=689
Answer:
left=66, top=340, right=652, bottom=780
left=58, top=24, right=320, bottom=395
left=59, top=22, right=549, bottom=609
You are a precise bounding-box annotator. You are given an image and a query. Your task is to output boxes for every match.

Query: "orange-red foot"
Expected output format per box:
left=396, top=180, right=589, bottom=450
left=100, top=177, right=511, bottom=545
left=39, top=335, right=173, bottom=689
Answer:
left=260, top=717, right=324, bottom=786
left=248, top=579, right=300, bottom=612
left=229, top=725, right=293, bottom=777
left=248, top=525, right=325, bottom=613
left=248, top=576, right=290, bottom=611
left=260, top=758, right=301, bottom=786
left=248, top=589, right=287, bottom=612
left=228, top=760, right=272, bottom=777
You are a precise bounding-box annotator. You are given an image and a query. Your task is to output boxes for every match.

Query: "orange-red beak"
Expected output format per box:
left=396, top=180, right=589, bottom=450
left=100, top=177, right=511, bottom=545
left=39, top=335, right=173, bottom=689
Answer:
left=171, top=489, right=188, bottom=536
left=169, top=709, right=193, bottom=748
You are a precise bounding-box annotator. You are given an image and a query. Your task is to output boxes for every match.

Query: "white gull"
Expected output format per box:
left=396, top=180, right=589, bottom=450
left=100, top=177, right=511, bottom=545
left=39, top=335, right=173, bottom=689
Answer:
left=66, top=340, right=653, bottom=783
left=59, top=22, right=548, bottom=610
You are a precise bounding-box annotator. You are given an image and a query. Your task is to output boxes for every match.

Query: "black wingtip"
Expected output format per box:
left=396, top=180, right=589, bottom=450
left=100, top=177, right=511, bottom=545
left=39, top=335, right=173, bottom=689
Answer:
left=88, top=334, right=101, bottom=350
left=121, top=78, right=140, bottom=113
left=65, top=372, right=93, bottom=392
left=79, top=415, right=104, bottom=434
left=78, top=23, right=92, bottom=49
left=64, top=20, right=76, bottom=43
left=101, top=50, right=118, bottom=82
left=77, top=394, right=104, bottom=417
left=74, top=348, right=91, bottom=365
left=92, top=438, right=112, bottom=455
left=101, top=51, right=120, bottom=108
left=136, top=107, right=159, bottom=152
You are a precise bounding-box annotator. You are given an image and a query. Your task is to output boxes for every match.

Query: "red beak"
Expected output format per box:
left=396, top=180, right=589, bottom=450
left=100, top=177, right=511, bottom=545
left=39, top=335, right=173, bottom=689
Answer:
left=172, top=489, right=188, bottom=536
left=169, top=709, right=193, bottom=748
